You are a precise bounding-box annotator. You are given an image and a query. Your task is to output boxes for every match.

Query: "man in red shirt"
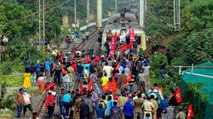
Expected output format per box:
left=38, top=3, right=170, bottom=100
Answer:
left=45, top=92, right=55, bottom=119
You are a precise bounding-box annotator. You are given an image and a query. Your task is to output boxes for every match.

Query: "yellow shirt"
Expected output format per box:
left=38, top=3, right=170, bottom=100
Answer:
left=101, top=76, right=109, bottom=86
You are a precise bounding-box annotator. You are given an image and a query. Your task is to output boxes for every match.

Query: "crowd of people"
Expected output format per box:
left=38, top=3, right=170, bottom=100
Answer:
left=16, top=30, right=188, bottom=119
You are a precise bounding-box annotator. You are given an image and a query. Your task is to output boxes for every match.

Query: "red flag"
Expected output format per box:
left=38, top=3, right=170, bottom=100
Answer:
left=129, top=27, right=135, bottom=42
left=87, top=79, right=93, bottom=92
left=118, top=44, right=129, bottom=51
left=80, top=82, right=84, bottom=94
left=124, top=72, right=132, bottom=83
left=85, top=55, right=91, bottom=64
left=102, top=82, right=112, bottom=93
left=175, top=86, right=182, bottom=104
left=61, top=67, right=67, bottom=75
left=187, top=104, right=194, bottom=119
left=109, top=33, right=117, bottom=58
left=111, top=77, right=117, bottom=94
left=94, top=56, right=100, bottom=63
left=45, top=82, right=56, bottom=91
left=115, top=63, right=121, bottom=71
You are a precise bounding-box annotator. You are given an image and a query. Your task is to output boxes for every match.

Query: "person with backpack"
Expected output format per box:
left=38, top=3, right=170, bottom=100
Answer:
left=53, top=64, right=62, bottom=86
left=94, top=100, right=107, bottom=119
left=110, top=101, right=122, bottom=119
left=79, top=99, right=90, bottom=119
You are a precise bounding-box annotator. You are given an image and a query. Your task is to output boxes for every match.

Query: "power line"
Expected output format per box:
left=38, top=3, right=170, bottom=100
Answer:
left=148, top=12, right=213, bottom=60
left=2, top=0, right=72, bottom=28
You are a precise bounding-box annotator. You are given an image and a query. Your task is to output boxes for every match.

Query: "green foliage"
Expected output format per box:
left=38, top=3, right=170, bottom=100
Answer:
left=181, top=82, right=207, bottom=118
left=151, top=52, right=167, bottom=70
left=0, top=108, right=14, bottom=117
left=0, top=95, right=17, bottom=111
left=170, top=28, right=213, bottom=65
left=146, top=0, right=174, bottom=37
left=182, top=0, right=213, bottom=32
left=1, top=75, right=23, bottom=86
left=0, top=82, right=6, bottom=99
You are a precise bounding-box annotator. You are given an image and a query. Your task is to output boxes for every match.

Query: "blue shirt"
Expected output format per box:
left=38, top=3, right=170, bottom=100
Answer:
left=82, top=64, right=91, bottom=74
left=62, top=93, right=72, bottom=103
left=94, top=103, right=107, bottom=118
left=45, top=61, right=51, bottom=70
left=123, top=102, right=134, bottom=116
left=107, top=100, right=114, bottom=116
left=34, top=63, right=41, bottom=72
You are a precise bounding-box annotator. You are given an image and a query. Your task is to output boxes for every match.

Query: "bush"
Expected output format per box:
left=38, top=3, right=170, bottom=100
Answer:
left=0, top=95, right=16, bottom=111
left=150, top=52, right=167, bottom=76
left=0, top=108, right=14, bottom=117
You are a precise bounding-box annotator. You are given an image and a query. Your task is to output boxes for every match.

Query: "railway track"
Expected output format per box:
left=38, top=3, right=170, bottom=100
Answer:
left=34, top=30, right=101, bottom=119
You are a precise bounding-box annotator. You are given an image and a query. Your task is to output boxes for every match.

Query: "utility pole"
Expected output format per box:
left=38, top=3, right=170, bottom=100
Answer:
left=42, top=0, right=45, bottom=42
left=96, top=0, right=102, bottom=29
left=115, top=0, right=117, bottom=12
left=174, top=0, right=180, bottom=32
left=74, top=0, right=76, bottom=24
left=87, top=0, right=90, bottom=20
left=129, top=0, right=131, bottom=7
left=139, top=0, right=145, bottom=28
left=39, top=0, right=41, bottom=45
left=74, top=0, right=77, bottom=31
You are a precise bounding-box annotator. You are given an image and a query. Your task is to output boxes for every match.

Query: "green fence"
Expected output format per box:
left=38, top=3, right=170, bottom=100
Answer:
left=181, top=62, right=213, bottom=119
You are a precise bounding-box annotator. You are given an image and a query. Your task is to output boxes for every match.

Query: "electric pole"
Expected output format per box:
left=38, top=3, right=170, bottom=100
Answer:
left=174, top=0, right=180, bottom=32
left=87, top=0, right=90, bottom=20
left=115, top=0, right=117, bottom=12
left=42, top=0, right=45, bottom=42
left=74, top=0, right=76, bottom=23
left=74, top=0, right=77, bottom=31
left=39, top=0, right=41, bottom=45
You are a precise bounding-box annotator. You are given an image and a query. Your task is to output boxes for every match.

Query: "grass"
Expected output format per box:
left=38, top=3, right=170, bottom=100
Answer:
left=0, top=75, right=23, bottom=86
left=11, top=62, right=24, bottom=73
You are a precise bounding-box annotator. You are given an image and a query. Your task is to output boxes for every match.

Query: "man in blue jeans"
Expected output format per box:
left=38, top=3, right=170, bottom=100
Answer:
left=76, top=61, right=84, bottom=82
left=57, top=88, right=65, bottom=118
left=16, top=88, right=24, bottom=118
left=62, top=91, right=72, bottom=118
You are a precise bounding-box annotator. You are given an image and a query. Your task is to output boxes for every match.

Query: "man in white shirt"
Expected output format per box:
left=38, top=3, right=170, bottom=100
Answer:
left=103, top=62, right=113, bottom=80
left=63, top=73, right=71, bottom=93
left=124, top=67, right=130, bottom=76
left=142, top=63, right=151, bottom=86
left=142, top=97, right=154, bottom=119
left=23, top=90, right=33, bottom=117
left=142, top=97, right=154, bottom=112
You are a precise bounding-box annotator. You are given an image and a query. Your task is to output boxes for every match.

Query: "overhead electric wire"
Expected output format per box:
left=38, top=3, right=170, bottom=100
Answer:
left=149, top=12, right=213, bottom=60
left=2, top=0, right=72, bottom=28
left=0, top=0, right=72, bottom=74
